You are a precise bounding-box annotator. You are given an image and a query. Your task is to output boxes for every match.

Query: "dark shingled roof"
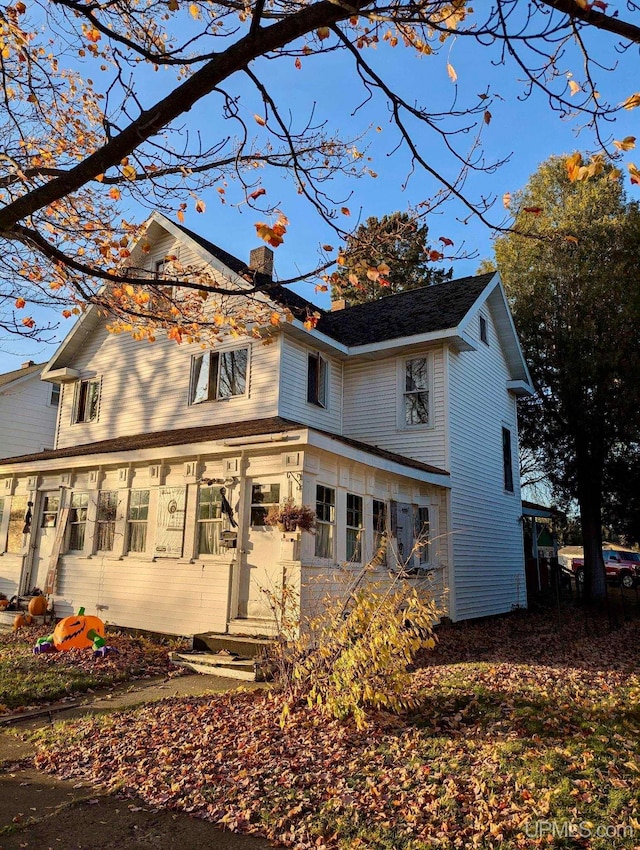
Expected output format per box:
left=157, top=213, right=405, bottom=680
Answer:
left=0, top=362, right=43, bottom=389
left=174, top=218, right=492, bottom=345
left=0, top=416, right=448, bottom=478
left=315, top=273, right=495, bottom=346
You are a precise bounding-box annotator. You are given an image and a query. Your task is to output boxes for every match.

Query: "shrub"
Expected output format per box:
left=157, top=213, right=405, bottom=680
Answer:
left=270, top=565, right=439, bottom=730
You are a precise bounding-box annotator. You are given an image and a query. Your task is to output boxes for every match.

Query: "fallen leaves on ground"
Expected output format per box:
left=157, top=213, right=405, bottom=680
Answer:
left=34, top=607, right=640, bottom=849
left=0, top=627, right=186, bottom=712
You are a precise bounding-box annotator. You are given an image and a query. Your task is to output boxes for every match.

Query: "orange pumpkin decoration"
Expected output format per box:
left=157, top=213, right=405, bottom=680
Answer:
left=28, top=595, right=47, bottom=616
left=13, top=613, right=26, bottom=630
left=0, top=598, right=9, bottom=610
left=23, top=613, right=33, bottom=626
left=53, top=609, right=105, bottom=651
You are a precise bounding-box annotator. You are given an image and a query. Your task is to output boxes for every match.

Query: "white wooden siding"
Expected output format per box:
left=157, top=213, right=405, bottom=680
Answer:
left=342, top=345, right=447, bottom=470
left=447, top=305, right=525, bottom=621
left=0, top=554, right=22, bottom=598
left=298, top=446, right=449, bottom=621
left=0, top=373, right=58, bottom=458
left=54, top=324, right=280, bottom=449
left=278, top=337, right=342, bottom=433
left=52, top=554, right=231, bottom=636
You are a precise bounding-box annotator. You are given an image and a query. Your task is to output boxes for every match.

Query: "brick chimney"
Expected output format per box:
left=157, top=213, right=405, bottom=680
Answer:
left=21, top=360, right=36, bottom=369
left=249, top=246, right=274, bottom=279
left=330, top=299, right=350, bottom=312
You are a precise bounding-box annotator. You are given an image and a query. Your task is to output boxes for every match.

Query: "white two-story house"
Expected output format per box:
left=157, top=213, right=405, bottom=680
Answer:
left=0, top=212, right=533, bottom=636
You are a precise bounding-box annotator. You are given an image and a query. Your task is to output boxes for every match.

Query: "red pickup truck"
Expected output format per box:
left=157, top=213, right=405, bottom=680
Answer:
left=570, top=549, right=640, bottom=589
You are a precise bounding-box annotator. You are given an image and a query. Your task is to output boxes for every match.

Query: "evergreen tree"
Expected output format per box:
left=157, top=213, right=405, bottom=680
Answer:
left=495, top=155, right=640, bottom=601
left=332, top=212, right=451, bottom=305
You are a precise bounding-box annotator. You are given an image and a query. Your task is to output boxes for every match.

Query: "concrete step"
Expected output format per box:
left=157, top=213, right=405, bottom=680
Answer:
left=170, top=651, right=259, bottom=681
left=192, top=632, right=273, bottom=658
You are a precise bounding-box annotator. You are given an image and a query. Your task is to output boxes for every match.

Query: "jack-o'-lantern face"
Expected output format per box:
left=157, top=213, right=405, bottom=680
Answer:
left=53, top=612, right=105, bottom=651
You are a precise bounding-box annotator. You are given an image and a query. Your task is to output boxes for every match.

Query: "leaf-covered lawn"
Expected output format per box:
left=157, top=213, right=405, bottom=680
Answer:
left=34, top=609, right=640, bottom=849
left=0, top=626, right=186, bottom=713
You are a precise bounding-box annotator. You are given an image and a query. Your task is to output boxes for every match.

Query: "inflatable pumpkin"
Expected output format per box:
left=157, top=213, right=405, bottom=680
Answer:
left=53, top=608, right=105, bottom=651
left=28, top=595, right=47, bottom=616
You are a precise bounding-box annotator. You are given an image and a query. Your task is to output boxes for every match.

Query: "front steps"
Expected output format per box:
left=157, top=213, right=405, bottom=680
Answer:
left=170, top=631, right=275, bottom=681
left=170, top=650, right=259, bottom=681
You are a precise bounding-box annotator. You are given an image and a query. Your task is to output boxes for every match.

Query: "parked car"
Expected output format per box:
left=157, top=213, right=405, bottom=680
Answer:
left=569, top=549, right=640, bottom=589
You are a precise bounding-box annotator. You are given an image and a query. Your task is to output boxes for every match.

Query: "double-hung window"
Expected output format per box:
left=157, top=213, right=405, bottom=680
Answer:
left=128, top=490, right=150, bottom=553
left=346, top=494, right=363, bottom=563
left=403, top=358, right=429, bottom=425
left=197, top=487, right=223, bottom=555
left=315, top=485, right=335, bottom=559
left=96, top=491, right=118, bottom=552
left=68, top=492, right=89, bottom=551
left=190, top=348, right=248, bottom=404
left=72, top=379, right=100, bottom=423
left=307, top=352, right=328, bottom=408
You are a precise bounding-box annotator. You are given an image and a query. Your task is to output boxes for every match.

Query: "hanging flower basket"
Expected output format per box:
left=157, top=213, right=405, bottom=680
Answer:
left=265, top=499, right=316, bottom=533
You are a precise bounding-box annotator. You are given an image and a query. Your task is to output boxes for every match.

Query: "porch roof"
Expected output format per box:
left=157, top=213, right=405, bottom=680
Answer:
left=0, top=416, right=449, bottom=479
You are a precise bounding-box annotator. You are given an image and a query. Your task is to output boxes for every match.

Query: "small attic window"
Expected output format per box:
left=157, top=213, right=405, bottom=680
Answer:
left=480, top=315, right=489, bottom=346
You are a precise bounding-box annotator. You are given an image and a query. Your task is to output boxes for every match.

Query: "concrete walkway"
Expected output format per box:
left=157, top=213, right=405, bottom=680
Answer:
left=0, top=674, right=274, bottom=850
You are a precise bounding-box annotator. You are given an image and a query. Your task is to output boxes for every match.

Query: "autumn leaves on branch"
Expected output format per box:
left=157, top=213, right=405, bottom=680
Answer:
left=0, top=0, right=639, bottom=342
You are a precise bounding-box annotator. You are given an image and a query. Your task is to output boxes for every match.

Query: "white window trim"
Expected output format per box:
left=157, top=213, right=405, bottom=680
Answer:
left=126, top=488, right=151, bottom=557
left=66, top=491, right=90, bottom=554
left=189, top=345, right=251, bottom=405
left=396, top=353, right=434, bottom=430
left=71, top=377, right=101, bottom=425
left=479, top=313, right=489, bottom=346
left=345, top=493, right=363, bottom=563
left=415, top=499, right=440, bottom=572
left=502, top=424, right=515, bottom=494
left=314, top=484, right=336, bottom=561
left=49, top=383, right=61, bottom=408
left=306, top=351, right=329, bottom=410
left=196, top=485, right=225, bottom=557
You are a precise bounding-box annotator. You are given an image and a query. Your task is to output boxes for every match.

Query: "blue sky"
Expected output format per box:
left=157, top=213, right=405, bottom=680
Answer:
left=2, top=10, right=638, bottom=372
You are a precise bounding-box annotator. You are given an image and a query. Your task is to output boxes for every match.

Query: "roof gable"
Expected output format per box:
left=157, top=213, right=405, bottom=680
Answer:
left=0, top=362, right=44, bottom=391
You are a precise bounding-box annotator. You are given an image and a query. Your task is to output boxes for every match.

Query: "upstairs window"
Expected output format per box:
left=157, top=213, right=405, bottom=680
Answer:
left=190, top=348, right=248, bottom=404
left=502, top=426, right=514, bottom=492
left=480, top=314, right=489, bottom=345
left=403, top=358, right=429, bottom=426
left=72, top=379, right=100, bottom=423
left=307, top=352, right=328, bottom=408
left=49, top=384, right=60, bottom=407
